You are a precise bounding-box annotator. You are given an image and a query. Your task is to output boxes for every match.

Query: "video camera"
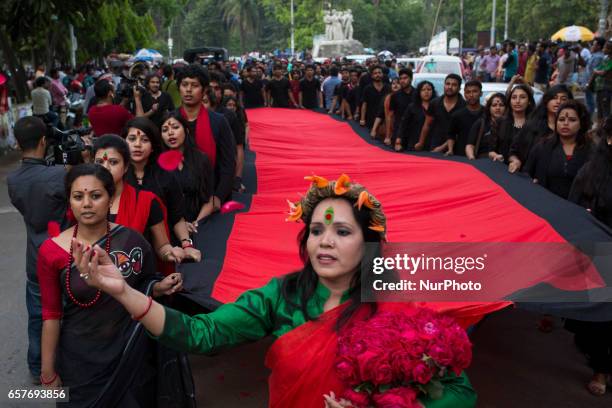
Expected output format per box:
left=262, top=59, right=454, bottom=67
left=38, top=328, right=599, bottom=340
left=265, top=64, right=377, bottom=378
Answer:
left=115, top=75, right=147, bottom=100
left=115, top=61, right=148, bottom=99
left=46, top=126, right=92, bottom=166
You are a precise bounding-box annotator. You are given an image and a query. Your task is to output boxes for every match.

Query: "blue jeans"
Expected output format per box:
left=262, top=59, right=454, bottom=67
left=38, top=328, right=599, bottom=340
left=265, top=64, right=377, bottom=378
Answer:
left=26, top=279, right=42, bottom=376
left=585, top=89, right=596, bottom=115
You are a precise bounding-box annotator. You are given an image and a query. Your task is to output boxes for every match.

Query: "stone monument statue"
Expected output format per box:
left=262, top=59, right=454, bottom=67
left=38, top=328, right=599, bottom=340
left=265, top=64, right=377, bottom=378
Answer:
left=332, top=10, right=345, bottom=40
left=313, top=8, right=362, bottom=58
left=343, top=10, right=354, bottom=41
left=323, top=10, right=333, bottom=40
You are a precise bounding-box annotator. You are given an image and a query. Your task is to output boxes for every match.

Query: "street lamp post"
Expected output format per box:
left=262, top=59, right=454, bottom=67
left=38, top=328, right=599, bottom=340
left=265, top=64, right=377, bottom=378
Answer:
left=504, top=0, right=509, bottom=40
left=69, top=23, right=77, bottom=68
left=491, top=0, right=496, bottom=46
left=168, top=26, right=173, bottom=64
left=290, top=0, right=295, bottom=58
left=460, top=0, right=464, bottom=54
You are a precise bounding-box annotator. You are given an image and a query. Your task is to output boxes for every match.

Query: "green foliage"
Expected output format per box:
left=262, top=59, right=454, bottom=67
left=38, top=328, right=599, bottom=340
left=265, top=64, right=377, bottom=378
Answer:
left=182, top=0, right=229, bottom=49
left=74, top=0, right=157, bottom=60
left=436, top=0, right=601, bottom=48
left=221, top=0, right=261, bottom=51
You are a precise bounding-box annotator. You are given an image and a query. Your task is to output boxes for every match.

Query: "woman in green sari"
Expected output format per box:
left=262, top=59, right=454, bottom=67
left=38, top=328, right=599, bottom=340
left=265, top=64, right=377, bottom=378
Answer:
left=73, top=173, right=478, bottom=407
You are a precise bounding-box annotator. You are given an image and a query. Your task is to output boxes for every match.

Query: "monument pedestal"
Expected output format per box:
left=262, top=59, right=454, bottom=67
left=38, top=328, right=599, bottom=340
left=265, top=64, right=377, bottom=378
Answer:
left=314, top=39, right=363, bottom=58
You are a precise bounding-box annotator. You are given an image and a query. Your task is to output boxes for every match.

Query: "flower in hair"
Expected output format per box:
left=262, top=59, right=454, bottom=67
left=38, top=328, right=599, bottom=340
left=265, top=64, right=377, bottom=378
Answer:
left=368, top=221, right=385, bottom=232
left=286, top=200, right=303, bottom=222
left=334, top=173, right=351, bottom=195
left=304, top=175, right=329, bottom=188
left=356, top=191, right=375, bottom=210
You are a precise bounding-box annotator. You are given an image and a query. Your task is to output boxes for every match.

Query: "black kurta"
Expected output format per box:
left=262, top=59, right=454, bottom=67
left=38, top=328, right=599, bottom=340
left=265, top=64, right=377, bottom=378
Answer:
left=524, top=139, right=592, bottom=199
left=398, top=103, right=427, bottom=149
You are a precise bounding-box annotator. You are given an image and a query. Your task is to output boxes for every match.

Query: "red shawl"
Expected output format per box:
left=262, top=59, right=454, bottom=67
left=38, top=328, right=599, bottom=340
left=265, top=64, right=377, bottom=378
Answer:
left=180, top=104, right=216, bottom=168
left=116, top=183, right=175, bottom=275
left=265, top=301, right=509, bottom=408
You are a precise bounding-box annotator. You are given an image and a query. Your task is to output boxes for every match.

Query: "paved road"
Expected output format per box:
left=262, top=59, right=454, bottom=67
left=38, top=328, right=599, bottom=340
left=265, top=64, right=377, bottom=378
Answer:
left=0, top=153, right=610, bottom=407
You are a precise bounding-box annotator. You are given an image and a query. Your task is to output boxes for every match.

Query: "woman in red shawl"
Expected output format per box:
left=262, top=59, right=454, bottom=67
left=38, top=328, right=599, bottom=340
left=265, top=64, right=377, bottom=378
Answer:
left=73, top=174, right=499, bottom=407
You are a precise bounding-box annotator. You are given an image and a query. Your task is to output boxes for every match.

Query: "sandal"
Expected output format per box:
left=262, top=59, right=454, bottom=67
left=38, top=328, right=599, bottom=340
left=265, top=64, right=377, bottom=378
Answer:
left=394, top=142, right=403, bottom=152
left=587, top=375, right=607, bottom=396
left=384, top=137, right=391, bottom=146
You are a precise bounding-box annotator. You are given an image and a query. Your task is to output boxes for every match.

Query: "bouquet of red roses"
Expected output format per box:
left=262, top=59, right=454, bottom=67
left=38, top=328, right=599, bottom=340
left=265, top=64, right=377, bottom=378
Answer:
left=334, top=308, right=472, bottom=408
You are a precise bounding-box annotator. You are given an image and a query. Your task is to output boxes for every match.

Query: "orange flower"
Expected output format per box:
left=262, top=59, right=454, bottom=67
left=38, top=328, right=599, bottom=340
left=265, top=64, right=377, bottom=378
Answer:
left=357, top=190, right=375, bottom=210
left=285, top=200, right=303, bottom=222
left=334, top=174, right=351, bottom=195
left=368, top=222, right=385, bottom=232
left=304, top=175, right=329, bottom=188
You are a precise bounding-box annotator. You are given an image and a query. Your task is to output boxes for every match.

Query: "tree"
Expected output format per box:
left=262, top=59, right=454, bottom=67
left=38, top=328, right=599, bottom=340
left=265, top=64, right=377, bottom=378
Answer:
left=0, top=0, right=157, bottom=102
left=74, top=0, right=156, bottom=62
left=182, top=0, right=230, bottom=50
left=221, top=0, right=261, bottom=53
left=0, top=0, right=106, bottom=101
left=435, top=0, right=602, bottom=48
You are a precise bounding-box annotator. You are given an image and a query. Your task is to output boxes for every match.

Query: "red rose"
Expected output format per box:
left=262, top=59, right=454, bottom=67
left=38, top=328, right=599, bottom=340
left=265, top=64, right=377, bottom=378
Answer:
left=391, top=351, right=414, bottom=380
left=429, top=345, right=453, bottom=366
left=357, top=350, right=379, bottom=382
left=452, top=344, right=472, bottom=373
left=372, top=358, right=393, bottom=385
left=372, top=387, right=419, bottom=408
left=336, top=357, right=360, bottom=385
left=412, top=362, right=433, bottom=384
left=342, top=389, right=371, bottom=408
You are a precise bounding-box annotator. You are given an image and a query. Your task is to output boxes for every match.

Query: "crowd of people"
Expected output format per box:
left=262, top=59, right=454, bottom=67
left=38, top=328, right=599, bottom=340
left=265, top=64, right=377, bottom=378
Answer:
left=5, top=35, right=612, bottom=406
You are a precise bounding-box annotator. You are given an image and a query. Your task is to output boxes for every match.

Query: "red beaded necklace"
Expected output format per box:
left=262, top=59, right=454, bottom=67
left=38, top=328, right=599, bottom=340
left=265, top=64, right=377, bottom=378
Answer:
left=65, top=222, right=111, bottom=308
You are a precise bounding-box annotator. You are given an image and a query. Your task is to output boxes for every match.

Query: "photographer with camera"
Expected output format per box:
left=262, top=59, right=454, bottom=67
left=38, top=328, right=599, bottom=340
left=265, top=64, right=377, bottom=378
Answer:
left=134, top=73, right=174, bottom=128
left=7, top=116, right=68, bottom=384
left=88, top=79, right=134, bottom=136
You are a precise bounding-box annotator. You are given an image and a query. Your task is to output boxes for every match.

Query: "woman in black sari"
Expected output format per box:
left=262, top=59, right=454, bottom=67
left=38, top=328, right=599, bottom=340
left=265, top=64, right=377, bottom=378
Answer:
left=524, top=100, right=593, bottom=199
left=567, top=116, right=612, bottom=395
left=122, top=117, right=200, bottom=260
left=37, top=164, right=185, bottom=407
left=510, top=84, right=573, bottom=166
left=466, top=92, right=506, bottom=160
left=160, top=112, right=214, bottom=233
left=396, top=80, right=436, bottom=151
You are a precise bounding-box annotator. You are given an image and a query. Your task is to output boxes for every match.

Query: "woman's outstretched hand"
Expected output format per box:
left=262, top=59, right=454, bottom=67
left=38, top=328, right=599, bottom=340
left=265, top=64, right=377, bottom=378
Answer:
left=73, top=239, right=127, bottom=297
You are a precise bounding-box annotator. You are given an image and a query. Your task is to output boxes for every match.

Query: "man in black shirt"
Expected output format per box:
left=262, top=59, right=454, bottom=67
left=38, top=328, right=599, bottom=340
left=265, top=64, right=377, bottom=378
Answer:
left=177, top=64, right=236, bottom=206
left=256, top=65, right=269, bottom=89
left=360, top=65, right=390, bottom=130
left=347, top=69, right=361, bottom=120
left=7, top=117, right=67, bottom=382
left=534, top=42, right=551, bottom=91
left=240, top=66, right=266, bottom=108
left=299, top=65, right=322, bottom=109
left=387, top=68, right=415, bottom=146
left=415, top=73, right=466, bottom=151
left=445, top=80, right=483, bottom=156
left=267, top=64, right=295, bottom=108
left=210, top=73, right=244, bottom=192
left=136, top=73, right=175, bottom=127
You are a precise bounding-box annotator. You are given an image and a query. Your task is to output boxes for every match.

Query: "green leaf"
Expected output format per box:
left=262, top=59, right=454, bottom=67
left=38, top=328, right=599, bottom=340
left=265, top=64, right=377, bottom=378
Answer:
left=378, top=383, right=392, bottom=393
left=354, top=382, right=374, bottom=394
left=423, top=380, right=445, bottom=400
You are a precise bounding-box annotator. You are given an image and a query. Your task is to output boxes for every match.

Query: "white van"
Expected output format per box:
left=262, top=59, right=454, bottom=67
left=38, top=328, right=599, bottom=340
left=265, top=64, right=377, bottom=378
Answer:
left=417, top=55, right=464, bottom=78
